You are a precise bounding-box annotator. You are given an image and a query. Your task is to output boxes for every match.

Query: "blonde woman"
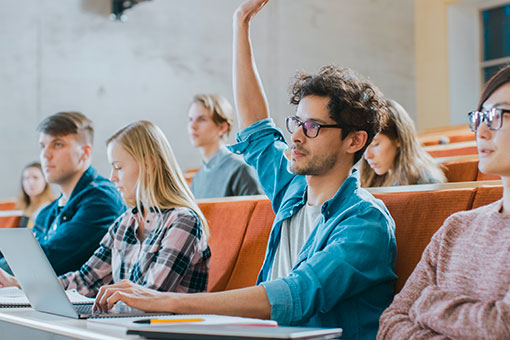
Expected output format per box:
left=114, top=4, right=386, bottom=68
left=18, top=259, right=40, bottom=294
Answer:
left=188, top=94, right=262, bottom=198
left=0, top=121, right=210, bottom=296
left=361, top=100, right=446, bottom=187
left=17, top=162, right=55, bottom=228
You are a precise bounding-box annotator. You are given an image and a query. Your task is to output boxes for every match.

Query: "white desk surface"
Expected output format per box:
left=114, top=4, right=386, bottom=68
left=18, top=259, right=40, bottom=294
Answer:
left=0, top=307, right=142, bottom=340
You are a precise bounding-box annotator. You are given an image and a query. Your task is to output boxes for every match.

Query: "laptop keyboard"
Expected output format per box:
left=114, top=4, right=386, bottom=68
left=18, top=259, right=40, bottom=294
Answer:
left=74, top=303, right=94, bottom=314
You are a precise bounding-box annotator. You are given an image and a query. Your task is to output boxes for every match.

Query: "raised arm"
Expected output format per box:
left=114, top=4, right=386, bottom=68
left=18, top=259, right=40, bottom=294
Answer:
left=233, top=0, right=270, bottom=129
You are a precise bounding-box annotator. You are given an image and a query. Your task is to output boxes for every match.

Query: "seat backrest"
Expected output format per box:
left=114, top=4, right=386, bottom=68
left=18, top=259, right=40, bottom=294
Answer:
left=427, top=145, right=478, bottom=158
left=476, top=171, right=500, bottom=181
left=0, top=209, right=24, bottom=228
left=471, top=186, right=503, bottom=209
left=374, top=188, right=476, bottom=293
left=224, top=199, right=274, bottom=290
left=199, top=200, right=257, bottom=292
left=441, top=159, right=479, bottom=182
left=0, top=201, right=17, bottom=211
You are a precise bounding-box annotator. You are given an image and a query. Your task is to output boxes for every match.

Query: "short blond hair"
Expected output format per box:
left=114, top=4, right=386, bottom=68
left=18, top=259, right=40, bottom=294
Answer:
left=37, top=111, right=94, bottom=145
left=191, top=94, right=234, bottom=136
left=107, top=120, right=208, bottom=234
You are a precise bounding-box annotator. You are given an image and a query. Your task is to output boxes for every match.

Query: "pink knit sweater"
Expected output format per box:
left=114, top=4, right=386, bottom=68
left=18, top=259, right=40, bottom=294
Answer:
left=378, top=200, right=510, bottom=340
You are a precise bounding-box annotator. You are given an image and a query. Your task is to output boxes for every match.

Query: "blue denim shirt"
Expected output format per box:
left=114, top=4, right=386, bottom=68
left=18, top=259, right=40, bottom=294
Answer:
left=0, top=167, right=125, bottom=276
left=228, top=119, right=396, bottom=340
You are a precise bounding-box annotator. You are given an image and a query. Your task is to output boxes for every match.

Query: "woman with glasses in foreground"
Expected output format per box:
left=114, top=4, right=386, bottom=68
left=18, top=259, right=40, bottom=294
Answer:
left=378, top=65, right=510, bottom=339
left=360, top=100, right=446, bottom=187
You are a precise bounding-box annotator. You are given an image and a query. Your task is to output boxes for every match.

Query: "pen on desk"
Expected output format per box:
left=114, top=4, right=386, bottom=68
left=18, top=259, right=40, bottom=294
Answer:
left=133, top=317, right=205, bottom=324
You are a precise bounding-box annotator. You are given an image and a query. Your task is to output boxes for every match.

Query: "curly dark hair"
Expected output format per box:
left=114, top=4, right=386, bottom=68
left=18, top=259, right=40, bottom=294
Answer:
left=289, top=65, right=388, bottom=164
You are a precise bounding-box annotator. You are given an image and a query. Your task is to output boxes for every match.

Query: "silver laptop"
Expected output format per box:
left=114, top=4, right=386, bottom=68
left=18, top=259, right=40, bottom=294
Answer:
left=127, top=324, right=343, bottom=340
left=0, top=228, right=169, bottom=319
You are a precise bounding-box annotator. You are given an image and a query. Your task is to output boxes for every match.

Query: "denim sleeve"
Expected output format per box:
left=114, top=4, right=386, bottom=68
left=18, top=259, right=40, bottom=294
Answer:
left=261, top=206, right=396, bottom=325
left=228, top=119, right=298, bottom=209
left=35, top=188, right=125, bottom=276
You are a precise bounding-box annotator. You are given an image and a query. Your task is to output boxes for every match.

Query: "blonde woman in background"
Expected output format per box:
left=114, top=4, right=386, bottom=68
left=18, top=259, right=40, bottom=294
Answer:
left=361, top=100, right=446, bottom=187
left=0, top=120, right=210, bottom=296
left=188, top=94, right=262, bottom=198
left=17, top=162, right=55, bottom=228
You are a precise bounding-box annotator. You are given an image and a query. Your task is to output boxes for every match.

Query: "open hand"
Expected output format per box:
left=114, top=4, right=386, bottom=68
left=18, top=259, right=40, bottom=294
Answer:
left=234, top=0, right=270, bottom=23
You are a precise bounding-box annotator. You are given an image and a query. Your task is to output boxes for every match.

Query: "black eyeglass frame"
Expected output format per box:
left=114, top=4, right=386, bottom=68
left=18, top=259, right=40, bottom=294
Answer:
left=467, top=108, right=510, bottom=132
left=285, top=116, right=353, bottom=138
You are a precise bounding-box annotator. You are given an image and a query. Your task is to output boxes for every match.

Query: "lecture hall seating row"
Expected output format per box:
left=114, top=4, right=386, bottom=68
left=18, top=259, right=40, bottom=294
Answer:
left=1, top=181, right=503, bottom=295
left=200, top=181, right=503, bottom=294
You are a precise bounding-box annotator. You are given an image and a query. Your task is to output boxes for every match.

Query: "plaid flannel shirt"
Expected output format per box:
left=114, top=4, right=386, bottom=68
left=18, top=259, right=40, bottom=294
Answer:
left=59, top=206, right=210, bottom=297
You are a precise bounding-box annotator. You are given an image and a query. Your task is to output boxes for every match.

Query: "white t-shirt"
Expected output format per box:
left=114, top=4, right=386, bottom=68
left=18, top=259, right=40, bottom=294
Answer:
left=270, top=203, right=323, bottom=280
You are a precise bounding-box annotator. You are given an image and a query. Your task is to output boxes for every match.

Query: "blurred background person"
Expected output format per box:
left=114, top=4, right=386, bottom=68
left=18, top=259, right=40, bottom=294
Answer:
left=187, top=94, right=262, bottom=198
left=361, top=100, right=446, bottom=187
left=17, top=162, right=55, bottom=228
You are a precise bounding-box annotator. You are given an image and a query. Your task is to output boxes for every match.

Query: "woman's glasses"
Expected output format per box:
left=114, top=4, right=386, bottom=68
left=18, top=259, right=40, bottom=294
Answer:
left=468, top=108, right=510, bottom=132
left=285, top=116, right=345, bottom=138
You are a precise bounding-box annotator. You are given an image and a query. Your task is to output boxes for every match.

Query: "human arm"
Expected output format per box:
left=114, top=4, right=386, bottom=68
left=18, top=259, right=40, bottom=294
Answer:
left=94, top=279, right=271, bottom=319
left=407, top=285, right=510, bottom=340
left=377, top=225, right=450, bottom=340
left=260, top=207, right=397, bottom=325
left=227, top=119, right=304, bottom=206
left=58, top=219, right=119, bottom=297
left=233, top=0, right=270, bottom=129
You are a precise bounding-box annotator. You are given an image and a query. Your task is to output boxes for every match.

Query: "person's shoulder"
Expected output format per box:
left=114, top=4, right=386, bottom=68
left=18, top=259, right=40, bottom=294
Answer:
left=81, top=173, right=121, bottom=200
left=220, top=151, right=247, bottom=168
left=161, top=206, right=199, bottom=223
left=445, top=200, right=500, bottom=224
left=70, top=174, right=124, bottom=213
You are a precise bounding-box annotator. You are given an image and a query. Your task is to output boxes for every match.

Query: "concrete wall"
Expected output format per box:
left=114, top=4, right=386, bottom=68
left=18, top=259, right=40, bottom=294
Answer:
left=0, top=0, right=415, bottom=198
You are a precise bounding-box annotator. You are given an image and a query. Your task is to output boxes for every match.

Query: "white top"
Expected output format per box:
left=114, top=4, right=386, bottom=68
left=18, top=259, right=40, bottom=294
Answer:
left=270, top=203, right=322, bottom=280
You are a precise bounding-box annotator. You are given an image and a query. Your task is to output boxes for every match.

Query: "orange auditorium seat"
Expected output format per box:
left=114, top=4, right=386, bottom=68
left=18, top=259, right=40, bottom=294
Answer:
left=0, top=201, right=17, bottom=211
left=373, top=188, right=475, bottom=293
left=426, top=145, right=478, bottom=158
left=223, top=199, right=274, bottom=290
left=471, top=186, right=503, bottom=209
left=0, top=200, right=22, bottom=228
left=441, top=159, right=479, bottom=182
left=199, top=199, right=258, bottom=292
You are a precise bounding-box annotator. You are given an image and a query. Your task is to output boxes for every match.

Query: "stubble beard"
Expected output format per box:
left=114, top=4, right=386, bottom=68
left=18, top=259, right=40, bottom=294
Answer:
left=290, top=152, right=337, bottom=176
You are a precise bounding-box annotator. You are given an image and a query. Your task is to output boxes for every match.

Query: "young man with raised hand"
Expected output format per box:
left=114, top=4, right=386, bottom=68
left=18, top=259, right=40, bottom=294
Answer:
left=93, top=1, right=396, bottom=338
left=0, top=112, right=125, bottom=276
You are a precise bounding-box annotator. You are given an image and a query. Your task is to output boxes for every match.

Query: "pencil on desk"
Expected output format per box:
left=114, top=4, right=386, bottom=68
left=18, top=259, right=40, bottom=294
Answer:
left=133, top=317, right=205, bottom=324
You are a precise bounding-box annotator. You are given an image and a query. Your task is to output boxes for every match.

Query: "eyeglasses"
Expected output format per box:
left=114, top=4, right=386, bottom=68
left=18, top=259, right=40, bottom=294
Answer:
left=467, top=108, right=510, bottom=132
left=285, top=116, right=347, bottom=138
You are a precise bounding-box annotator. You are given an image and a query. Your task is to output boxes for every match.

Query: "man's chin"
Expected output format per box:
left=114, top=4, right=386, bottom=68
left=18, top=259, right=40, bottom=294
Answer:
left=289, top=164, right=308, bottom=176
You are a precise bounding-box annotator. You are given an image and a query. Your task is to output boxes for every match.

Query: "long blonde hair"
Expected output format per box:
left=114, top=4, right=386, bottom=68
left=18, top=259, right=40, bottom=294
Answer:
left=17, top=162, right=55, bottom=216
left=360, top=100, right=446, bottom=187
left=107, top=121, right=209, bottom=234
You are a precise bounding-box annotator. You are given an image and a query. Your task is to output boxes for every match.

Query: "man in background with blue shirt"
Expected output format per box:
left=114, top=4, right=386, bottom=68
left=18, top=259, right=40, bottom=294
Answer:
left=94, top=1, right=396, bottom=338
left=0, top=112, right=125, bottom=275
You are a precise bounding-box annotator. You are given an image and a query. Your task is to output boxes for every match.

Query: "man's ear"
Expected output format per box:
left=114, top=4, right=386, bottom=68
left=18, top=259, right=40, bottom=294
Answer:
left=219, top=122, right=229, bottom=138
left=81, top=144, right=92, bottom=161
left=345, top=130, right=368, bottom=154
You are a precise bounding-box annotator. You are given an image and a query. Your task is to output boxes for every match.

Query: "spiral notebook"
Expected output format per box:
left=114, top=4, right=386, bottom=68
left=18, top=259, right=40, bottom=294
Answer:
left=0, top=286, right=93, bottom=308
